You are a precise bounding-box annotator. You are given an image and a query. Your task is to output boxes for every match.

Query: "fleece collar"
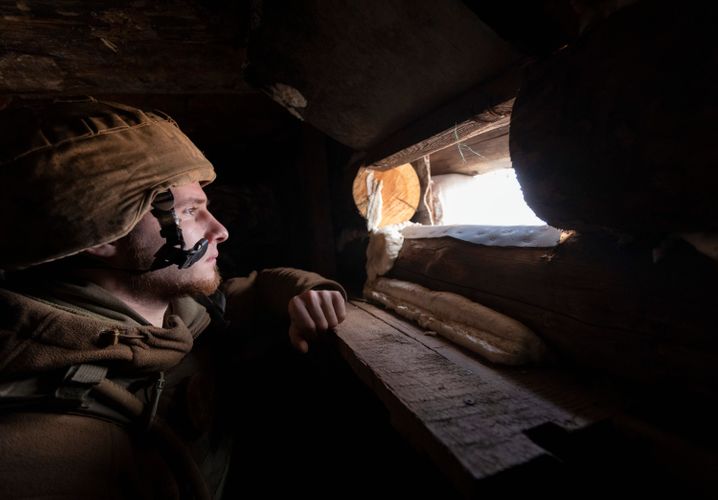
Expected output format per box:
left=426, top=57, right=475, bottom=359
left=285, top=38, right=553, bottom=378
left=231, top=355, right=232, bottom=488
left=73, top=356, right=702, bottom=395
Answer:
left=0, top=280, right=211, bottom=378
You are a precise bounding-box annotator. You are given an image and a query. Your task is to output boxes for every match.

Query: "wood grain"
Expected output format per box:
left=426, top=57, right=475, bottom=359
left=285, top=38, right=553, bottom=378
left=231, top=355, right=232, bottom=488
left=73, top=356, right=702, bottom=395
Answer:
left=0, top=1, right=249, bottom=94
left=335, top=299, right=718, bottom=495
left=387, top=235, right=718, bottom=400
left=352, top=163, right=420, bottom=227
left=334, top=301, right=612, bottom=495
left=429, top=125, right=511, bottom=176
left=368, top=101, right=513, bottom=171
left=245, top=1, right=520, bottom=151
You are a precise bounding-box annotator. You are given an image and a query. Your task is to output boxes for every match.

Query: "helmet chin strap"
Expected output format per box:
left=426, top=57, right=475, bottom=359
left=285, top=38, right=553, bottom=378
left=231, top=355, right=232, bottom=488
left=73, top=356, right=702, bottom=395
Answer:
left=149, top=191, right=208, bottom=270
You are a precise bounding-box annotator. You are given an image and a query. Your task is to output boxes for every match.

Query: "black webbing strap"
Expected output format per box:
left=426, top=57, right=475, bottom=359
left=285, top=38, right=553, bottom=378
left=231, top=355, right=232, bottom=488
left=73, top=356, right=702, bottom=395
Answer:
left=0, top=364, right=150, bottom=427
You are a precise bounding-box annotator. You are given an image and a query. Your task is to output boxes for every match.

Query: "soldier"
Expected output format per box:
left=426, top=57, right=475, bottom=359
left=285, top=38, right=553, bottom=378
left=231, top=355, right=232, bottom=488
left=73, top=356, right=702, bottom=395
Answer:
left=0, top=98, right=346, bottom=499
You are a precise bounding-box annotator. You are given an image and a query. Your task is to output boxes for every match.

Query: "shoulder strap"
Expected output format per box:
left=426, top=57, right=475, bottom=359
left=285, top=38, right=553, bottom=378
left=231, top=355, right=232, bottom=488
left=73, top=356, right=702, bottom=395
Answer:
left=0, top=363, right=161, bottom=427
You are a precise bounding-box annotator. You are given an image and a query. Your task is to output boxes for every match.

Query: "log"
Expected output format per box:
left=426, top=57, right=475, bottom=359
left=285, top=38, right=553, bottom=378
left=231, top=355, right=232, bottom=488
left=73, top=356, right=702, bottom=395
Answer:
left=0, top=1, right=249, bottom=94
left=510, top=0, right=718, bottom=233
left=352, top=164, right=420, bottom=228
left=245, top=0, right=520, bottom=151
left=97, top=93, right=295, bottom=146
left=296, top=123, right=337, bottom=277
left=386, top=234, right=718, bottom=400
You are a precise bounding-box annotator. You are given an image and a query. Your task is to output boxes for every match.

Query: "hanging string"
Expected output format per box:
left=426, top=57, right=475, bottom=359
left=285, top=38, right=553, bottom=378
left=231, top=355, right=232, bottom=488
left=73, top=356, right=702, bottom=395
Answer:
left=453, top=123, right=485, bottom=163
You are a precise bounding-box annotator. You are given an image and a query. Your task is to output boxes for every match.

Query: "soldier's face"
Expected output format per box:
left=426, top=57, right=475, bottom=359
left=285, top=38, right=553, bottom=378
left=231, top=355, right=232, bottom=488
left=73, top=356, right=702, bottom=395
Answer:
left=116, top=182, right=229, bottom=298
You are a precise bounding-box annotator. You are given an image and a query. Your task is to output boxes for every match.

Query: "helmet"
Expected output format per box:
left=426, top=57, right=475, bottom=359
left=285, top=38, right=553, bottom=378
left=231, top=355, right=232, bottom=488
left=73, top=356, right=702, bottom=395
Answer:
left=0, top=97, right=216, bottom=270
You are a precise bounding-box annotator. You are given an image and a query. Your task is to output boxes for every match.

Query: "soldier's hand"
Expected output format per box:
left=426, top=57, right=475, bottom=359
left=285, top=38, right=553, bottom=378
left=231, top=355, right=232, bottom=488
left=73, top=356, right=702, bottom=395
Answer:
left=287, top=290, right=346, bottom=353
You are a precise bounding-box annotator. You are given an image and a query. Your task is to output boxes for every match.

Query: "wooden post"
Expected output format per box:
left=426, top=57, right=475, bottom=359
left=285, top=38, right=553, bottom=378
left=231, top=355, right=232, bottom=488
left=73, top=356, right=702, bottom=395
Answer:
left=295, top=123, right=337, bottom=277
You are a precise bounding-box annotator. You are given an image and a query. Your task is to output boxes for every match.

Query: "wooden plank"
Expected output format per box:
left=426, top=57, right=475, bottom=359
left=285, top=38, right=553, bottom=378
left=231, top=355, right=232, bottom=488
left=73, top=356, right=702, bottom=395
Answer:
left=0, top=1, right=250, bottom=94
left=333, top=301, right=610, bottom=496
left=350, top=299, right=619, bottom=417
left=96, top=93, right=295, bottom=146
left=510, top=0, right=718, bottom=232
left=336, top=300, right=718, bottom=496
left=387, top=235, right=718, bottom=400
left=245, top=0, right=521, bottom=151
left=429, top=125, right=511, bottom=176
left=365, top=98, right=514, bottom=170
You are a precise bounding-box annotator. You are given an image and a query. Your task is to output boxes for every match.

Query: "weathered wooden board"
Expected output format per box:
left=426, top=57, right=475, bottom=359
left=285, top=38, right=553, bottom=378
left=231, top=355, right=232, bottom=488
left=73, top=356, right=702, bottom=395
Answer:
left=245, top=0, right=520, bottom=151
left=334, top=301, right=611, bottom=495
left=350, top=300, right=618, bottom=417
left=429, top=125, right=511, bottom=176
left=335, top=300, right=718, bottom=496
left=367, top=100, right=513, bottom=171
left=0, top=0, right=249, bottom=94
left=95, top=93, right=295, bottom=146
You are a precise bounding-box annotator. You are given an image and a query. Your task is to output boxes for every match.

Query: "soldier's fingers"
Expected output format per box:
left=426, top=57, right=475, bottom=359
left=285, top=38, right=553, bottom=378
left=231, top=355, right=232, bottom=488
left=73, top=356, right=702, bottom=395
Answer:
left=331, top=291, right=346, bottom=323
left=318, top=291, right=339, bottom=329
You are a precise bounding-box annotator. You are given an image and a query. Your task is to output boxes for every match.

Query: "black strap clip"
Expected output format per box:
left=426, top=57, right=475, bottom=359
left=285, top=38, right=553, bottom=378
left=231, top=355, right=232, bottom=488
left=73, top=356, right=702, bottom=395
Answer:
left=150, top=190, right=209, bottom=270
left=55, top=364, right=109, bottom=408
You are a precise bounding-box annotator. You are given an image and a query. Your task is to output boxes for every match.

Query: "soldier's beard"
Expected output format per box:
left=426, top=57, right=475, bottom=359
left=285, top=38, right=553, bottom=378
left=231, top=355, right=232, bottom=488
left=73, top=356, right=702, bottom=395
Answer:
left=127, top=263, right=222, bottom=299
left=119, top=233, right=222, bottom=300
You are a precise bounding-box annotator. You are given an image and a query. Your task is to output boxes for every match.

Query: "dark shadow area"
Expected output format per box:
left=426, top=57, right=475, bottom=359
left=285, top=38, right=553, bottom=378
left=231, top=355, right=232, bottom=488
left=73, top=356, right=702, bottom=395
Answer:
left=222, top=339, right=461, bottom=499
left=515, top=420, right=715, bottom=500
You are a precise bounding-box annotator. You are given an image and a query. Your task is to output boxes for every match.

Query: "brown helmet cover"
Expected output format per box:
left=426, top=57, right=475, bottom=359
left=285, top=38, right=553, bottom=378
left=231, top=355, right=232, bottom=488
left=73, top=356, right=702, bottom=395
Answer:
left=0, top=98, right=216, bottom=270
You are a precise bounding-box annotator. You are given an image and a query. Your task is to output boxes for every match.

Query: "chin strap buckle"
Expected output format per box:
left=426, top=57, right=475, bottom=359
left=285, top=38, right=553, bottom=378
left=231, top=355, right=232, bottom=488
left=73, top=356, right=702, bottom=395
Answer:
left=149, top=190, right=209, bottom=270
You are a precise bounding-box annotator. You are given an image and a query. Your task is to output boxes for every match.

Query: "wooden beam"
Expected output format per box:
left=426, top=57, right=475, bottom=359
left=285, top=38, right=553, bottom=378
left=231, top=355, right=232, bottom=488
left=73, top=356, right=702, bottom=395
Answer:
left=245, top=1, right=521, bottom=151
left=386, top=235, right=718, bottom=401
left=0, top=1, right=250, bottom=94
left=295, top=123, right=338, bottom=277
left=96, top=93, right=295, bottom=146
left=364, top=91, right=516, bottom=170
left=510, top=0, right=718, bottom=232
left=429, top=125, right=510, bottom=176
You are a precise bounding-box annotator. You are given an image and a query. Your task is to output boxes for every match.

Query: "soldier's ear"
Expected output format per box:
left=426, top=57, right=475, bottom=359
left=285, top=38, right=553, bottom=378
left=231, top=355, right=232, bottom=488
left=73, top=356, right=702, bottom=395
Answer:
left=83, top=242, right=118, bottom=258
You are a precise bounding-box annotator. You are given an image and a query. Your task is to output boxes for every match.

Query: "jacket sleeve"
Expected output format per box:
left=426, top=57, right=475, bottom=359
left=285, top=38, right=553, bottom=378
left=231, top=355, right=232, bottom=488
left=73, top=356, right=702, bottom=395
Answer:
left=222, top=267, right=347, bottom=330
